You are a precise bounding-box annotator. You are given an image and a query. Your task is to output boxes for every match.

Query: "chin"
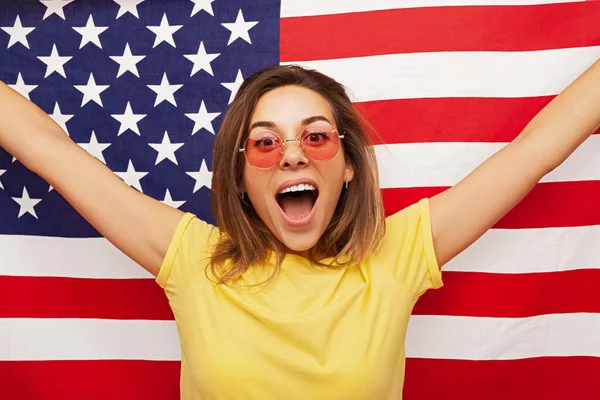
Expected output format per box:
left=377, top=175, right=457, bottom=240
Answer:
left=276, top=228, right=322, bottom=253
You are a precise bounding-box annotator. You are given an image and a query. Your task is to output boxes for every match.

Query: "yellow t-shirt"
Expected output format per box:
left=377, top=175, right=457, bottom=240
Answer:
left=156, top=198, right=442, bottom=399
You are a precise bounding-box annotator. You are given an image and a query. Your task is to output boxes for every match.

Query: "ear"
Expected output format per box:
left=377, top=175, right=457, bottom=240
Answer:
left=344, top=159, right=355, bottom=183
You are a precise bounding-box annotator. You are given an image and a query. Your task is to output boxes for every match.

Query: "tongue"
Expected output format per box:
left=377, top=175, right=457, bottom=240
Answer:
left=279, top=193, right=314, bottom=220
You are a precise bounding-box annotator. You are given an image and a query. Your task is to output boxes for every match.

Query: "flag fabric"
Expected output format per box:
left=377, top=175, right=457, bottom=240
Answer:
left=1, top=0, right=600, bottom=398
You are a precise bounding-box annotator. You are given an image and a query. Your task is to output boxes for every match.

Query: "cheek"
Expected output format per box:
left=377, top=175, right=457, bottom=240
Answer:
left=242, top=166, right=272, bottom=207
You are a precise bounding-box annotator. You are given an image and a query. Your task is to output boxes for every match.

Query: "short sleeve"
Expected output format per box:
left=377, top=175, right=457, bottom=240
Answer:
left=156, top=212, right=219, bottom=295
left=379, top=198, right=443, bottom=296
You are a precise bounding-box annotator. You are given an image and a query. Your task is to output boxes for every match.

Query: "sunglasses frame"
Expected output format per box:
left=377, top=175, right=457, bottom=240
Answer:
left=238, top=122, right=345, bottom=169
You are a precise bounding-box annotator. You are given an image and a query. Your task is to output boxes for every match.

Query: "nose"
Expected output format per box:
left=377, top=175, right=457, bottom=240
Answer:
left=279, top=138, right=308, bottom=169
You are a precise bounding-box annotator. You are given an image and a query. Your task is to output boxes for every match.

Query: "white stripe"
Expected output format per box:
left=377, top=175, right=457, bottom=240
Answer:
left=406, top=313, right=600, bottom=359
left=375, top=134, right=600, bottom=188
left=282, top=47, right=600, bottom=102
left=0, top=318, right=179, bottom=361
left=3, top=314, right=599, bottom=360
left=444, top=225, right=600, bottom=273
left=0, top=234, right=151, bottom=278
left=281, top=0, right=583, bottom=18
left=2, top=224, right=600, bottom=278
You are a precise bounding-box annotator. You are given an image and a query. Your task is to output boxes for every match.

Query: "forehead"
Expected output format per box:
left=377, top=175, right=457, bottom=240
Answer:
left=250, top=85, right=335, bottom=127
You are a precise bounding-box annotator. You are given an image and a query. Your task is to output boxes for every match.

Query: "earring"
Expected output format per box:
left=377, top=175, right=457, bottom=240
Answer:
left=345, top=179, right=348, bottom=190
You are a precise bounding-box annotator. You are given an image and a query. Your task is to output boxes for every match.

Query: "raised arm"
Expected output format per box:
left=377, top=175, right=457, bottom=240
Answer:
left=0, top=81, right=185, bottom=277
left=429, top=57, right=600, bottom=268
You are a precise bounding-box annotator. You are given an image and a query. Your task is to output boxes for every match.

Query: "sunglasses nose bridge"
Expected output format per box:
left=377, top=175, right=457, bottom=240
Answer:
left=280, top=137, right=307, bottom=163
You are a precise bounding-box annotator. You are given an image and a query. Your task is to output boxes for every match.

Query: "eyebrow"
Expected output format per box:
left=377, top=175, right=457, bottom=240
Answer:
left=249, top=115, right=331, bottom=130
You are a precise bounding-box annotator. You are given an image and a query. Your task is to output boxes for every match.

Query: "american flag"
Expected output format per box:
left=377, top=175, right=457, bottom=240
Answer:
left=1, top=0, right=600, bottom=398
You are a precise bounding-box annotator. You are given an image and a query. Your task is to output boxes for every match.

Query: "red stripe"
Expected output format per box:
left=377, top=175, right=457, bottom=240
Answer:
left=0, top=276, right=173, bottom=319
left=383, top=180, right=600, bottom=228
left=358, top=97, right=600, bottom=145
left=281, top=2, right=600, bottom=61
left=0, top=360, right=179, bottom=400
left=2, top=357, right=598, bottom=399
left=6, top=268, right=599, bottom=320
left=404, top=357, right=600, bottom=400
left=357, top=96, right=598, bottom=144
left=414, top=270, right=600, bottom=317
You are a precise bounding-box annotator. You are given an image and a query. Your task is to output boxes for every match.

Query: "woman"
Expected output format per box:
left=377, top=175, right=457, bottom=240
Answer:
left=1, top=60, right=599, bottom=398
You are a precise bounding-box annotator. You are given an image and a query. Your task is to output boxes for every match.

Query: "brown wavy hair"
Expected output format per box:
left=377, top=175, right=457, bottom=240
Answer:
left=210, top=65, right=385, bottom=285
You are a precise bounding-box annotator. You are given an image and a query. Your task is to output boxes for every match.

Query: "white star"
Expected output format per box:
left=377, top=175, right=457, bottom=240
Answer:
left=72, top=14, right=108, bottom=49
left=161, top=189, right=186, bottom=209
left=113, top=0, right=145, bottom=19
left=187, top=159, right=212, bottom=192
left=221, top=9, right=258, bottom=46
left=185, top=101, right=220, bottom=135
left=74, top=73, right=110, bottom=107
left=147, top=14, right=183, bottom=48
left=12, top=187, right=42, bottom=219
left=37, top=44, right=72, bottom=78
left=110, top=43, right=145, bottom=78
left=189, top=0, right=215, bottom=16
left=8, top=73, right=37, bottom=100
left=115, top=160, right=148, bottom=192
left=147, top=73, right=183, bottom=107
left=48, top=102, right=74, bottom=135
left=148, top=131, right=184, bottom=165
left=221, top=69, right=244, bottom=104
left=78, top=131, right=111, bottom=164
left=1, top=15, right=35, bottom=49
left=40, top=0, right=75, bottom=20
left=111, top=102, right=146, bottom=136
left=0, top=169, right=5, bottom=190
left=184, top=41, right=219, bottom=77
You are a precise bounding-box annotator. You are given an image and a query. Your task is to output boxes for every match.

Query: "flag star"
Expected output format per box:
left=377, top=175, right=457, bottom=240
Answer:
left=74, top=73, right=110, bottom=107
left=187, top=159, right=212, bottom=192
left=78, top=131, right=111, bottom=164
left=72, top=14, right=108, bottom=49
left=221, top=69, right=244, bottom=104
left=113, top=0, right=145, bottom=19
left=37, top=44, right=72, bottom=78
left=110, top=43, right=145, bottom=78
left=48, top=102, right=74, bottom=135
left=185, top=101, right=220, bottom=135
left=161, top=189, right=186, bottom=209
left=147, top=14, right=183, bottom=48
left=147, top=73, right=183, bottom=107
left=189, top=0, right=215, bottom=17
left=184, top=41, right=219, bottom=77
left=40, top=0, right=75, bottom=20
left=221, top=9, right=258, bottom=45
left=0, top=169, right=5, bottom=190
left=111, top=102, right=146, bottom=136
left=1, top=15, right=35, bottom=49
left=12, top=187, right=42, bottom=219
left=148, top=131, right=184, bottom=165
left=115, top=160, right=148, bottom=192
left=8, top=73, right=37, bottom=100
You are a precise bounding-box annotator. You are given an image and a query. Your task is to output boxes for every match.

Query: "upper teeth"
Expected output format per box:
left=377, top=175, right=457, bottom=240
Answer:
left=279, top=183, right=316, bottom=194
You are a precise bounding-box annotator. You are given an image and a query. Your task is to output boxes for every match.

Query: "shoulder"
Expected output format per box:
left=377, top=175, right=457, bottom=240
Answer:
left=373, top=198, right=442, bottom=295
left=156, top=212, right=220, bottom=291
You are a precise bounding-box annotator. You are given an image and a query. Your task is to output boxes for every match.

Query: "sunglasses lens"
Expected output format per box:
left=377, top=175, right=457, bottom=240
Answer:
left=301, top=122, right=341, bottom=161
left=244, top=130, right=282, bottom=168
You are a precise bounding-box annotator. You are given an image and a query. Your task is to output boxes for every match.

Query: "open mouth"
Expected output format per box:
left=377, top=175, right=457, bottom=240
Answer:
left=276, top=184, right=319, bottom=221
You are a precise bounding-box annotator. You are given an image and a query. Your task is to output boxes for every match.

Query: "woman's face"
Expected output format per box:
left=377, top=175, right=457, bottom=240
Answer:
left=242, top=85, right=354, bottom=258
